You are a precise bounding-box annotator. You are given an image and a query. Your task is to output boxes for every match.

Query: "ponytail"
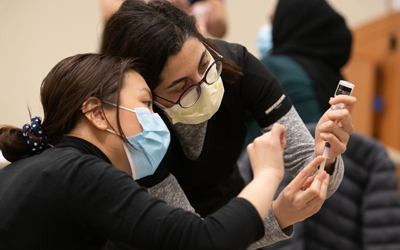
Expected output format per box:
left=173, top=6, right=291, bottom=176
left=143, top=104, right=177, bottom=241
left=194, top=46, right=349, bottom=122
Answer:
left=0, top=126, right=31, bottom=163
left=0, top=116, right=50, bottom=163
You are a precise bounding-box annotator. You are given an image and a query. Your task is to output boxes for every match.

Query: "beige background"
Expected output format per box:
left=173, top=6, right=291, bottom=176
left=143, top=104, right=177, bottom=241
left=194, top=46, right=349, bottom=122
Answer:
left=0, top=0, right=397, bottom=166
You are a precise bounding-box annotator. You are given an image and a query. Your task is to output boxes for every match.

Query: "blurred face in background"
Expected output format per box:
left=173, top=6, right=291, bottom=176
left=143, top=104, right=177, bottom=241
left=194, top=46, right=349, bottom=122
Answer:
left=100, top=0, right=190, bottom=22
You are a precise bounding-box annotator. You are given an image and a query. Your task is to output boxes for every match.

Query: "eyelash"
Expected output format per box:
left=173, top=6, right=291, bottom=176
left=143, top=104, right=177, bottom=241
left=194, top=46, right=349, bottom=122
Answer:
left=175, top=59, right=209, bottom=94
left=175, top=80, right=189, bottom=94
left=200, top=61, right=209, bottom=74
left=144, top=101, right=152, bottom=107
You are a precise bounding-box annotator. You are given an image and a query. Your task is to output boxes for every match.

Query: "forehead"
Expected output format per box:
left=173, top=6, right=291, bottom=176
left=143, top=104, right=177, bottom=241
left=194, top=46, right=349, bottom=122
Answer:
left=120, top=70, right=150, bottom=100
left=159, top=38, right=205, bottom=81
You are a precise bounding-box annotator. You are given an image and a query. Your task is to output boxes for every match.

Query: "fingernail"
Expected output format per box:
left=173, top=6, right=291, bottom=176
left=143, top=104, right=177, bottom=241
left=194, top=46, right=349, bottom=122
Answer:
left=318, top=171, right=326, bottom=178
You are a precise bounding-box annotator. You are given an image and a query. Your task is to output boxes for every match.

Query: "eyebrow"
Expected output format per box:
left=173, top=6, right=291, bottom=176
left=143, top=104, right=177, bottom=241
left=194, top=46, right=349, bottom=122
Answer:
left=166, top=49, right=207, bottom=89
left=142, top=88, right=153, bottom=101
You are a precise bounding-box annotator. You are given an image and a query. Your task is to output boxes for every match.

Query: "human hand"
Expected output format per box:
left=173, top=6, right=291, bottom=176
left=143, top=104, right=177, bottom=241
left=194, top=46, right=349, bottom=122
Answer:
left=247, top=123, right=286, bottom=181
left=272, top=156, right=328, bottom=229
left=239, top=124, right=286, bottom=219
left=314, top=95, right=356, bottom=172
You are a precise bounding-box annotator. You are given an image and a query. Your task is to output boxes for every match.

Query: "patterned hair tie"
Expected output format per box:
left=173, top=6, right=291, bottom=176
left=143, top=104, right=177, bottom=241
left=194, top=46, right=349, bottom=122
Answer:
left=21, top=116, right=50, bottom=155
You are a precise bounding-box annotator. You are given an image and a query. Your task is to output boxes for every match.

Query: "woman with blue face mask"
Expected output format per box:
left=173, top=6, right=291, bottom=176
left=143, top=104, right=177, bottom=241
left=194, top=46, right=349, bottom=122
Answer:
left=101, top=0, right=356, bottom=248
left=0, top=53, right=322, bottom=249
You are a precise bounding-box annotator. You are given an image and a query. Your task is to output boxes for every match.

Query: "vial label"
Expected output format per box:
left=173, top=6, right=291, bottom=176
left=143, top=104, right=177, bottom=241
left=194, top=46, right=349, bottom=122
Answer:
left=335, top=85, right=352, bottom=97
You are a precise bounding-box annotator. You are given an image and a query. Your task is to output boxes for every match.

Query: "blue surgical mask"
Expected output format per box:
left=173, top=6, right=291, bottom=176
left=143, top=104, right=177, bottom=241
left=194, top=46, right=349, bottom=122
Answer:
left=257, top=23, right=273, bottom=57
left=107, top=105, right=170, bottom=180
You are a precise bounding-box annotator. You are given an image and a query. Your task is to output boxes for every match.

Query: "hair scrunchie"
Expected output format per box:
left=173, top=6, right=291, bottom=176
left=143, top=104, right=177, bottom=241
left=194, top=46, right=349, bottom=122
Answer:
left=21, top=116, right=50, bottom=154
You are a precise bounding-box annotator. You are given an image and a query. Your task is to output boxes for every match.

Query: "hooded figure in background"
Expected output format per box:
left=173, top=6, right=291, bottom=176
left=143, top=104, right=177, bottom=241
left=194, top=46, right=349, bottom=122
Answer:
left=261, top=0, right=352, bottom=120
left=245, top=2, right=400, bottom=249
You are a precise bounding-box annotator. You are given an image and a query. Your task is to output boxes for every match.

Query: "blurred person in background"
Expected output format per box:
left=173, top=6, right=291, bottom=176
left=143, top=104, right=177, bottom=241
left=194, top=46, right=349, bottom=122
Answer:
left=243, top=1, right=400, bottom=249
left=100, top=0, right=227, bottom=38
left=259, top=0, right=352, bottom=123
left=244, top=0, right=352, bottom=158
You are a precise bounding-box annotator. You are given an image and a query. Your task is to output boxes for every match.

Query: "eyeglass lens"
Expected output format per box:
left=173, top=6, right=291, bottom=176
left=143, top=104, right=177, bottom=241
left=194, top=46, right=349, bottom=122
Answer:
left=179, top=60, right=222, bottom=108
left=180, top=85, right=201, bottom=108
left=206, top=60, right=222, bottom=84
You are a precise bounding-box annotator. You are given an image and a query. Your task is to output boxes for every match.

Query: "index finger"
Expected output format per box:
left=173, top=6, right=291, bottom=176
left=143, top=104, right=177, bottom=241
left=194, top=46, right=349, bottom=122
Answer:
left=270, top=123, right=286, bottom=138
left=288, top=156, right=325, bottom=190
left=270, top=123, right=286, bottom=150
left=329, top=95, right=356, bottom=115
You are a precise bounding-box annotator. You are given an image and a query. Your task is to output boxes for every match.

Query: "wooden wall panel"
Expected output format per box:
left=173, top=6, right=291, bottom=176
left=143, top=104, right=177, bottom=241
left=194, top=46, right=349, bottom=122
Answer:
left=378, top=58, right=400, bottom=149
left=342, top=11, right=400, bottom=151
left=342, top=58, right=376, bottom=136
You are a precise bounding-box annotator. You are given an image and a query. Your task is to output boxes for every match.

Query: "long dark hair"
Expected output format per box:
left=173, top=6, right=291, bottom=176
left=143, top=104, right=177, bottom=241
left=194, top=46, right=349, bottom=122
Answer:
left=0, top=54, right=139, bottom=163
left=101, top=0, right=241, bottom=91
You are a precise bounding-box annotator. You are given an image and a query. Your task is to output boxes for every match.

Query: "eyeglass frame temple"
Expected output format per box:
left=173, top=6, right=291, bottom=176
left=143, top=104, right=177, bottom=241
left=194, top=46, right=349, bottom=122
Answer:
left=153, top=93, right=179, bottom=105
left=203, top=42, right=223, bottom=60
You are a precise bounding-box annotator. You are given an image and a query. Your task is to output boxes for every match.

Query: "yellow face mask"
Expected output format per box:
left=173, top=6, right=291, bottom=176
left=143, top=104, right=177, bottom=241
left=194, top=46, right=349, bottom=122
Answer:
left=155, top=77, right=225, bottom=124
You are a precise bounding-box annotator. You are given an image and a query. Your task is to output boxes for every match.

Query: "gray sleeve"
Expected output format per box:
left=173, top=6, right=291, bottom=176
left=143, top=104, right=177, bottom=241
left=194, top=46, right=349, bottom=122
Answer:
left=262, top=106, right=344, bottom=198
left=147, top=174, right=197, bottom=214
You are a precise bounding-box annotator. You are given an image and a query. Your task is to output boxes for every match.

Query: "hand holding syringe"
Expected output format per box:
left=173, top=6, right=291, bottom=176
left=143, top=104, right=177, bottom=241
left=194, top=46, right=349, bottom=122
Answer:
left=320, top=80, right=354, bottom=171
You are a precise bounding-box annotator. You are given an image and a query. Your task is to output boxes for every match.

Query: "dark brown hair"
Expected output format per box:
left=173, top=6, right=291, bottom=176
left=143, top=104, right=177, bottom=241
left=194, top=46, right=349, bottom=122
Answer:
left=0, top=54, right=139, bottom=163
left=101, top=0, right=241, bottom=91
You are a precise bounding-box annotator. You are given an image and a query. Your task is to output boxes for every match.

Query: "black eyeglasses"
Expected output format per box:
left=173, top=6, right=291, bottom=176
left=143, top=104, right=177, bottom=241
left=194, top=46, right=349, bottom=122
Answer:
left=154, top=43, right=223, bottom=108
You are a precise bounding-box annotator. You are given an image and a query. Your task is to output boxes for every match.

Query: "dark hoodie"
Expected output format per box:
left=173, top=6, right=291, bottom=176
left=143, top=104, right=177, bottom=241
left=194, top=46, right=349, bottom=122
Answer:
left=271, top=0, right=352, bottom=111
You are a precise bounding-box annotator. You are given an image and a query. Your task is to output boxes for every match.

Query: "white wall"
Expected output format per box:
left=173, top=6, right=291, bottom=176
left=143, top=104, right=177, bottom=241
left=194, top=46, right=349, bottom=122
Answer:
left=0, top=0, right=103, bottom=127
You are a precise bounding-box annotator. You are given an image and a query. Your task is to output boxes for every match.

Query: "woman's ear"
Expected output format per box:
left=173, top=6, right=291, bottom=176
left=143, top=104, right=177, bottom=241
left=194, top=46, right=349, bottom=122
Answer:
left=81, top=97, right=109, bottom=131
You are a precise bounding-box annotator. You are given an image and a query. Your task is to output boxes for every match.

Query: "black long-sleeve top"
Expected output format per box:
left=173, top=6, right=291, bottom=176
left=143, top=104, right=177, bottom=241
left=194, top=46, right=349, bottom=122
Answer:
left=0, top=136, right=263, bottom=250
left=138, top=40, right=293, bottom=217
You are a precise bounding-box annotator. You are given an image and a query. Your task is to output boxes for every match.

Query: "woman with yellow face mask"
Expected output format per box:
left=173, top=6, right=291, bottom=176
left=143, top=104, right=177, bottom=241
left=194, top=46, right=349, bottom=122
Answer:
left=101, top=1, right=356, bottom=247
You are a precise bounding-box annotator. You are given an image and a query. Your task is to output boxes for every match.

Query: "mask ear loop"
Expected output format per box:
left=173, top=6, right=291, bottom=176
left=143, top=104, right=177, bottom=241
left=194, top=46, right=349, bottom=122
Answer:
left=103, top=100, right=137, bottom=137
left=107, top=128, right=120, bottom=136
left=102, top=101, right=137, bottom=114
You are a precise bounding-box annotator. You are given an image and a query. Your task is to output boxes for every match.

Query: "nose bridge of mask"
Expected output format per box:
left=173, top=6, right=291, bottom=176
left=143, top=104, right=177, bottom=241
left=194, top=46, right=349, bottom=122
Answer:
left=105, top=106, right=167, bottom=141
left=161, top=77, right=224, bottom=124
left=133, top=108, right=162, bottom=132
left=104, top=103, right=162, bottom=139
